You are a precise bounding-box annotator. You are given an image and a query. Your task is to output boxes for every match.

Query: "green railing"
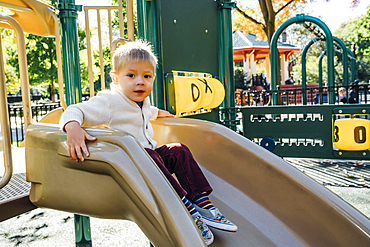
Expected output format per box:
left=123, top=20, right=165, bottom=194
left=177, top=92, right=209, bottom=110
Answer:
left=241, top=104, right=370, bottom=160
left=270, top=14, right=334, bottom=105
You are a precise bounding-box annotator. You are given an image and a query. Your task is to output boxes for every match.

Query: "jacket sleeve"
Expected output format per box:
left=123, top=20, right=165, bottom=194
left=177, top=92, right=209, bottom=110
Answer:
left=150, top=106, right=159, bottom=120
left=59, top=92, right=112, bottom=131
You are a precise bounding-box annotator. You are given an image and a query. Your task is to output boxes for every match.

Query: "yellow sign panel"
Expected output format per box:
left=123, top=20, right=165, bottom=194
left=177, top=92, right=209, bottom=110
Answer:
left=334, top=118, right=370, bottom=151
left=174, top=76, right=225, bottom=114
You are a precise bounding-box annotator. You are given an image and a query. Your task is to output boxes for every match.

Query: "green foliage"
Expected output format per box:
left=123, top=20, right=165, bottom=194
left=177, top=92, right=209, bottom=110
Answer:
left=1, top=0, right=138, bottom=99
left=78, top=24, right=87, bottom=51
left=288, top=18, right=367, bottom=86
left=2, top=0, right=58, bottom=98
left=6, top=32, right=58, bottom=98
left=26, top=35, right=57, bottom=86
left=93, top=46, right=112, bottom=91
left=39, top=0, right=57, bottom=8
left=335, top=5, right=370, bottom=83
left=234, top=69, right=247, bottom=89
left=289, top=25, right=327, bottom=85
left=1, top=29, right=20, bottom=93
left=76, top=23, right=91, bottom=94
left=109, top=0, right=138, bottom=40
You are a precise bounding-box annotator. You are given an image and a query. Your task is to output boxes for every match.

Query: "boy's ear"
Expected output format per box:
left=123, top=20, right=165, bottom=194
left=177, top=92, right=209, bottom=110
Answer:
left=110, top=71, right=118, bottom=84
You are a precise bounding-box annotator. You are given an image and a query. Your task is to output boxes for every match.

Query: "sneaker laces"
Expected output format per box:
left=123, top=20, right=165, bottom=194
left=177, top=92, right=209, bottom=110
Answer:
left=194, top=215, right=212, bottom=239
left=213, top=209, right=231, bottom=223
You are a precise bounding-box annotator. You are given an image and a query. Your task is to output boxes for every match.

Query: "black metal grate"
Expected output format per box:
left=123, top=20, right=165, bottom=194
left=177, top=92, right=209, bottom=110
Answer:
left=286, top=159, right=370, bottom=188
left=0, top=173, right=30, bottom=202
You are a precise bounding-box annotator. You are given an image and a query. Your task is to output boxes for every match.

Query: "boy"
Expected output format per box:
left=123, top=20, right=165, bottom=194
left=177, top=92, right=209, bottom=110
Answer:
left=60, top=40, right=237, bottom=245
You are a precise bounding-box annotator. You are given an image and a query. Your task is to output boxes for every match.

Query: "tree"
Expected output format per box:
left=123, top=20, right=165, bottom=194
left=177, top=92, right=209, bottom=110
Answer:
left=5, top=0, right=59, bottom=101
left=234, top=69, right=248, bottom=89
left=234, top=0, right=360, bottom=93
left=1, top=28, right=20, bottom=94
left=110, top=0, right=138, bottom=40
left=234, top=0, right=308, bottom=45
left=335, top=5, right=370, bottom=83
left=234, top=0, right=360, bottom=45
left=234, top=0, right=309, bottom=97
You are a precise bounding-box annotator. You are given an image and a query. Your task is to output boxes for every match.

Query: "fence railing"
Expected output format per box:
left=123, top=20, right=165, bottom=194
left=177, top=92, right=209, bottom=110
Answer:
left=235, top=83, right=370, bottom=106
left=8, top=102, right=61, bottom=146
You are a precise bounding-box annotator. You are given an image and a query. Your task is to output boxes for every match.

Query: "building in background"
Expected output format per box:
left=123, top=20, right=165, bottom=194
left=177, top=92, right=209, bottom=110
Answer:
left=233, top=31, right=300, bottom=87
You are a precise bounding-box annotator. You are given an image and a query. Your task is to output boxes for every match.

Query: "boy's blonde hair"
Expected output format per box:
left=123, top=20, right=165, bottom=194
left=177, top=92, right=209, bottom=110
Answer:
left=111, top=40, right=157, bottom=73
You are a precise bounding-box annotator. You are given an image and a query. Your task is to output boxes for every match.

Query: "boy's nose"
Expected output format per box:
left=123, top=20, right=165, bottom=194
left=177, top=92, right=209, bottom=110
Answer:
left=136, top=77, right=145, bottom=85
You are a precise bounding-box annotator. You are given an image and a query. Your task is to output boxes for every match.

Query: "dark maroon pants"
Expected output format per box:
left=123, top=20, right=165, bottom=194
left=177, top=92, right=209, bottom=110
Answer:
left=145, top=143, right=213, bottom=201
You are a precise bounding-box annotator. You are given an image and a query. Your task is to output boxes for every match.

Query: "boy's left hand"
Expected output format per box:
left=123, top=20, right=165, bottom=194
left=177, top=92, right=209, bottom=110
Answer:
left=157, top=109, right=175, bottom=118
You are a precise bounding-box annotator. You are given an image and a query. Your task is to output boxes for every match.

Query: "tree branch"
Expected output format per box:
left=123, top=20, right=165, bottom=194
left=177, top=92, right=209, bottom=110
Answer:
left=259, top=0, right=269, bottom=24
left=276, top=0, right=296, bottom=15
left=265, top=0, right=275, bottom=21
left=235, top=6, right=265, bottom=29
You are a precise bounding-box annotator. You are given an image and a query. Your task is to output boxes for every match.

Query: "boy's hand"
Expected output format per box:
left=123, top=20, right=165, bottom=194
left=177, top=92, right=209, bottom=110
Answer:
left=157, top=109, right=175, bottom=118
left=64, top=121, right=97, bottom=162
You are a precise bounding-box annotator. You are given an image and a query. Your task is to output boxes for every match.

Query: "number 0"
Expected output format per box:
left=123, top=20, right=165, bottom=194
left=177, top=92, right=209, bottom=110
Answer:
left=354, top=126, right=366, bottom=144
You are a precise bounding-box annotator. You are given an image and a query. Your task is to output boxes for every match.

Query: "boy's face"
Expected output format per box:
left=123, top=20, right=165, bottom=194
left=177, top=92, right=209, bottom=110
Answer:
left=111, top=61, right=156, bottom=102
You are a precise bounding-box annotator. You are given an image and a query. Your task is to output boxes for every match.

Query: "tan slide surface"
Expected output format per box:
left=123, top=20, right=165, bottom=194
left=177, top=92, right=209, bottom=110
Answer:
left=25, top=117, right=370, bottom=246
left=26, top=123, right=205, bottom=247
left=151, top=117, right=370, bottom=246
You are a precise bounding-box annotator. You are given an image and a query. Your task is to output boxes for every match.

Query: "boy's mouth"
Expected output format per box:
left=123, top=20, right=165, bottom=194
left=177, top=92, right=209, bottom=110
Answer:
left=134, top=90, right=145, bottom=94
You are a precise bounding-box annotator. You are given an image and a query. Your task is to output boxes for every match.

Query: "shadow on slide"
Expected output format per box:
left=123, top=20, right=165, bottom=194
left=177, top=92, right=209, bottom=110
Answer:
left=26, top=117, right=370, bottom=246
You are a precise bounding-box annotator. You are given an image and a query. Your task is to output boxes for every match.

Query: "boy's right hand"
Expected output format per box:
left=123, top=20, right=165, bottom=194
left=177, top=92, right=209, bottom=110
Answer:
left=64, top=121, right=97, bottom=162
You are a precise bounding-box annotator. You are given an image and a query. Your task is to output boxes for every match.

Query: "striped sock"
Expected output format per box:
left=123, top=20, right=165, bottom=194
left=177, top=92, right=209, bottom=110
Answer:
left=182, top=197, right=197, bottom=216
left=193, top=193, right=216, bottom=210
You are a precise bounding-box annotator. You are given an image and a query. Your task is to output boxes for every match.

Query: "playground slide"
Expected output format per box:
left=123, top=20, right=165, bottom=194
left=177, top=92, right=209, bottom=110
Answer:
left=152, top=117, right=370, bottom=246
left=25, top=117, right=370, bottom=246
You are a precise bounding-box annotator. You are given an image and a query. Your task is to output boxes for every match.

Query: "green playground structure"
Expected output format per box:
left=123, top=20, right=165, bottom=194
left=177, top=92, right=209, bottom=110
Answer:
left=242, top=14, right=370, bottom=161
left=1, top=1, right=370, bottom=246
left=317, top=42, right=356, bottom=91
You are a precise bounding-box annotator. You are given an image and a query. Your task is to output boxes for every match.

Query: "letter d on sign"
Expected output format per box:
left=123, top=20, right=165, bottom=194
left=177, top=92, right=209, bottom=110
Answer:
left=191, top=83, right=200, bottom=102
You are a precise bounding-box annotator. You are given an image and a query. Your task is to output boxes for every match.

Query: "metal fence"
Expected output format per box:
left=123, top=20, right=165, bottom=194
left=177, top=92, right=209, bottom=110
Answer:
left=235, top=83, right=370, bottom=107
left=8, top=102, right=61, bottom=146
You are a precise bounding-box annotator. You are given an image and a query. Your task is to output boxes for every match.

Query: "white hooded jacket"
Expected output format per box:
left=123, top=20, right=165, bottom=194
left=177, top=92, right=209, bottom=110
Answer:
left=59, top=83, right=159, bottom=149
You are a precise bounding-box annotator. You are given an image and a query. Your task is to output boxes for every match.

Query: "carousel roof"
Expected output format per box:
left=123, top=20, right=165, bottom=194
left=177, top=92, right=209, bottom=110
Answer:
left=233, top=31, right=300, bottom=62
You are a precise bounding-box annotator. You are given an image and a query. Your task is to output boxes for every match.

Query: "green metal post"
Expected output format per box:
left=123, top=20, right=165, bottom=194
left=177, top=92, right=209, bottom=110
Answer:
left=271, top=14, right=334, bottom=105
left=333, top=37, right=348, bottom=86
left=137, top=0, right=164, bottom=109
left=218, top=1, right=236, bottom=128
left=58, top=1, right=91, bottom=246
left=302, top=37, right=348, bottom=105
left=218, top=1, right=235, bottom=109
left=317, top=38, right=350, bottom=87
left=58, top=0, right=82, bottom=105
left=318, top=51, right=325, bottom=88
left=347, top=48, right=356, bottom=82
left=318, top=50, right=326, bottom=104
left=301, top=37, right=319, bottom=105
left=74, top=214, right=92, bottom=246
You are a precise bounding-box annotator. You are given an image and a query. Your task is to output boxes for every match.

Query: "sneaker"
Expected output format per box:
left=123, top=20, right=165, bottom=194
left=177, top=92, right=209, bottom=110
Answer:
left=194, top=205, right=238, bottom=232
left=192, top=212, right=214, bottom=246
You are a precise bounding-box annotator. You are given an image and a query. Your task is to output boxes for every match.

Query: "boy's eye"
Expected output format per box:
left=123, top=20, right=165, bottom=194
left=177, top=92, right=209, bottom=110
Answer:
left=128, top=74, right=135, bottom=78
left=144, top=75, right=152, bottom=79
